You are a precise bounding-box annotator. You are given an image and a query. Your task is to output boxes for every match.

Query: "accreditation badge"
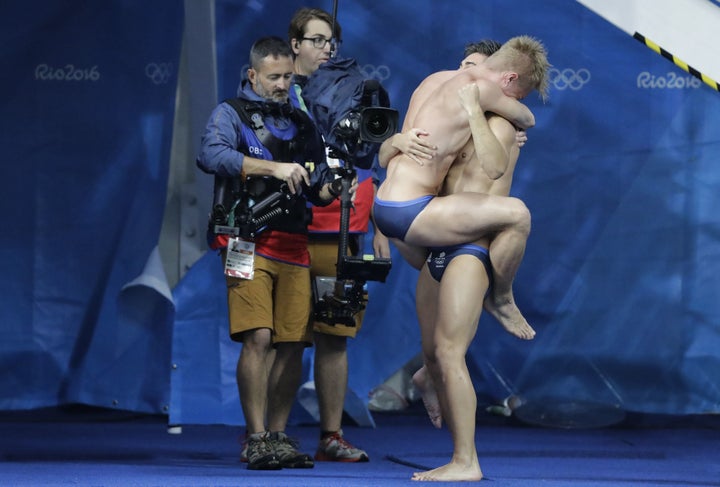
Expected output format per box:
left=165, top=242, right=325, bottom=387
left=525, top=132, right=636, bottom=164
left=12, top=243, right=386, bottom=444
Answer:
left=225, top=237, right=255, bottom=279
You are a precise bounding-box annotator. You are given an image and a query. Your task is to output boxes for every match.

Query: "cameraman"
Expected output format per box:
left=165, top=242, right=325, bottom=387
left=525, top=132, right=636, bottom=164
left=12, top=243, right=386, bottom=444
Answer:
left=197, top=36, right=339, bottom=471
left=287, top=7, right=389, bottom=463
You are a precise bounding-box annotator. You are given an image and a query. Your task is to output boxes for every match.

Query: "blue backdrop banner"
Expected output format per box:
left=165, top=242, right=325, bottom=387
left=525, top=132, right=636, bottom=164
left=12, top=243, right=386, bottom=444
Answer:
left=170, top=0, right=720, bottom=425
left=0, top=1, right=183, bottom=412
left=3, top=0, right=719, bottom=424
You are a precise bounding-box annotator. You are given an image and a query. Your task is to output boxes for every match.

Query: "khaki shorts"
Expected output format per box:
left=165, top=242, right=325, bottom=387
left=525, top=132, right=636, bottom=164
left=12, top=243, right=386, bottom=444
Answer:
left=226, top=254, right=313, bottom=345
left=308, top=238, right=364, bottom=338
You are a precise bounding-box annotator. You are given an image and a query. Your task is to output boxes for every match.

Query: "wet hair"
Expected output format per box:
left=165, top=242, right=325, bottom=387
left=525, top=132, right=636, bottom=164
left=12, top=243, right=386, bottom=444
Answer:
left=485, top=35, right=551, bottom=101
left=288, top=7, right=342, bottom=44
left=249, top=36, right=293, bottom=69
left=463, top=39, right=502, bottom=58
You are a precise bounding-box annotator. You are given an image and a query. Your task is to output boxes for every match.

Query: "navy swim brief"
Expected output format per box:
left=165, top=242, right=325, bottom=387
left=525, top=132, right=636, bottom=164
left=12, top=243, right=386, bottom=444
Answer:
left=373, top=195, right=433, bottom=241
left=426, top=244, right=492, bottom=287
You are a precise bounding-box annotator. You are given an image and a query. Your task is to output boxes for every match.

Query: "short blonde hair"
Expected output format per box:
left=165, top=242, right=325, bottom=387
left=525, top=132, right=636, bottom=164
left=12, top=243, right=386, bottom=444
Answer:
left=487, top=35, right=551, bottom=101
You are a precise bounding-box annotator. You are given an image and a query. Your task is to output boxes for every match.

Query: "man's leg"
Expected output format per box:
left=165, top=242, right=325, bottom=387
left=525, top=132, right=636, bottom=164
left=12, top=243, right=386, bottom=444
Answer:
left=314, top=332, right=347, bottom=433
left=265, top=342, right=315, bottom=468
left=227, top=265, right=275, bottom=436
left=414, top=265, right=442, bottom=428
left=406, top=193, right=535, bottom=339
left=393, top=238, right=430, bottom=270
left=237, top=329, right=273, bottom=435
left=227, top=259, right=281, bottom=470
left=483, top=216, right=535, bottom=339
left=265, top=260, right=315, bottom=469
left=411, top=365, right=442, bottom=428
left=404, top=193, right=528, bottom=247
left=313, top=332, right=367, bottom=462
left=308, top=239, right=369, bottom=462
left=309, top=240, right=350, bottom=436
left=267, top=342, right=306, bottom=432
left=413, top=255, right=487, bottom=482
left=237, top=335, right=281, bottom=471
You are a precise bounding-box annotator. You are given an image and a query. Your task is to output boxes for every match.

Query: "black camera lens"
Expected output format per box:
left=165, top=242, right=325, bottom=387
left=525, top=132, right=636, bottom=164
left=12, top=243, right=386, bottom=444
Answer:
left=359, top=107, right=398, bottom=143
left=365, top=113, right=390, bottom=138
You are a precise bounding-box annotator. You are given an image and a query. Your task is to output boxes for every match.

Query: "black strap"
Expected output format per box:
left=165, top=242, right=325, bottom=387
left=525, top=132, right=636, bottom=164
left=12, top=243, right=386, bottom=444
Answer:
left=224, top=98, right=274, bottom=150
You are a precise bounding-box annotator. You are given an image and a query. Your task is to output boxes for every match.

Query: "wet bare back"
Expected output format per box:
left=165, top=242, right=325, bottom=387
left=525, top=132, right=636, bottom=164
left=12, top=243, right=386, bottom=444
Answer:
left=377, top=65, right=532, bottom=202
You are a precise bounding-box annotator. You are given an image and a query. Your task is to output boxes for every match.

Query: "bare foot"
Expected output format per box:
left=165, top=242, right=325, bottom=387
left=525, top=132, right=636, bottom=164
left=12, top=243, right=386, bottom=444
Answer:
left=411, top=461, right=483, bottom=482
left=484, top=291, right=535, bottom=340
left=412, top=366, right=442, bottom=428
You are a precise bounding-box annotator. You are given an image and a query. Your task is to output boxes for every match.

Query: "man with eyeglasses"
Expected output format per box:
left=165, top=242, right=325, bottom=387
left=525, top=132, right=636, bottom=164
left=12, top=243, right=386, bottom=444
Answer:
left=292, top=32, right=335, bottom=75
left=284, top=6, right=386, bottom=463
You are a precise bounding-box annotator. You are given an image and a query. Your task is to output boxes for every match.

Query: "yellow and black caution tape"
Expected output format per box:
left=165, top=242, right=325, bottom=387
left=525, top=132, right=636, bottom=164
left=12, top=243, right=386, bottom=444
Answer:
left=633, top=32, right=719, bottom=92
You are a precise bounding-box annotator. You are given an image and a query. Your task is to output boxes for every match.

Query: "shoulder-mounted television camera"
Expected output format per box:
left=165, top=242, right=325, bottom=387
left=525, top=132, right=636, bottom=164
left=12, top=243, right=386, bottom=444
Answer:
left=302, top=57, right=398, bottom=167
left=328, top=80, right=399, bottom=163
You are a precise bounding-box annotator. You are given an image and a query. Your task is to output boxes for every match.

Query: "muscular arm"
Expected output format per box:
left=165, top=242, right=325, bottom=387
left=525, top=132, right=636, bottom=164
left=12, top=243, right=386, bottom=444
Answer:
left=486, top=115, right=519, bottom=179
left=475, top=78, right=535, bottom=129
left=378, top=129, right=436, bottom=168
left=459, top=84, right=508, bottom=180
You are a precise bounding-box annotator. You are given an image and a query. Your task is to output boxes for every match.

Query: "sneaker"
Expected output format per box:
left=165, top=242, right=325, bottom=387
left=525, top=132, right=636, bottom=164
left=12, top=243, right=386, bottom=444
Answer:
left=314, top=430, right=369, bottom=462
left=245, top=431, right=281, bottom=470
left=269, top=431, right=314, bottom=468
left=240, top=431, right=248, bottom=462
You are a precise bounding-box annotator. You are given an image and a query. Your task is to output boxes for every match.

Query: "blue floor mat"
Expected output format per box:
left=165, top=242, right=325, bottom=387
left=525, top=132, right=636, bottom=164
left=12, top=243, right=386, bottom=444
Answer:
left=1, top=405, right=719, bottom=486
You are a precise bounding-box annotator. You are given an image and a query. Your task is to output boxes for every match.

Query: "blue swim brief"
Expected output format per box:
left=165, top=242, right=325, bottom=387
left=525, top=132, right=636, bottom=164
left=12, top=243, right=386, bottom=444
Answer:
left=426, top=244, right=493, bottom=289
left=373, top=195, right=434, bottom=241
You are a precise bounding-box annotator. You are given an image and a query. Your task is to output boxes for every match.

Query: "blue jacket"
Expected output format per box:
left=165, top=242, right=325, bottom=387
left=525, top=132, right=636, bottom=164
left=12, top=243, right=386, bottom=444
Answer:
left=197, top=81, right=334, bottom=237
left=197, top=80, right=332, bottom=208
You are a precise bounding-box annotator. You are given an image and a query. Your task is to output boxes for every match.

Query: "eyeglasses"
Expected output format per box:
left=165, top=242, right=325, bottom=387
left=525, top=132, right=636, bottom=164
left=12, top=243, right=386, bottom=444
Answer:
left=301, top=36, right=337, bottom=49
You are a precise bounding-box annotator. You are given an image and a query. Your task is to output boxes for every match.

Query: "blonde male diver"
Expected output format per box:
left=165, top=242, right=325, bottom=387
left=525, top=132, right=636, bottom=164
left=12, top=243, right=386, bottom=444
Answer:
left=375, top=36, right=550, bottom=481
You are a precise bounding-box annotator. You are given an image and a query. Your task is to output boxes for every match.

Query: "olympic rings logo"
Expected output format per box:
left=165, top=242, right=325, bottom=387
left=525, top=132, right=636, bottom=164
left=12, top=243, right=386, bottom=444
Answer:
left=548, top=68, right=591, bottom=91
left=145, top=62, right=173, bottom=84
left=359, top=64, right=391, bottom=81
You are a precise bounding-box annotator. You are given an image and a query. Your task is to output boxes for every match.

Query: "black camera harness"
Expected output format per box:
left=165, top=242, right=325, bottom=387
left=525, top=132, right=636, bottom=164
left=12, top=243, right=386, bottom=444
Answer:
left=211, top=98, right=316, bottom=238
left=225, top=97, right=315, bottom=163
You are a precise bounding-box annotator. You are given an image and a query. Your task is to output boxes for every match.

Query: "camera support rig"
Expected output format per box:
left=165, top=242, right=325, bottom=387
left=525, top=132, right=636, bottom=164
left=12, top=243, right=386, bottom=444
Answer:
left=307, top=0, right=398, bottom=325
left=211, top=176, right=295, bottom=240
left=313, top=148, right=393, bottom=327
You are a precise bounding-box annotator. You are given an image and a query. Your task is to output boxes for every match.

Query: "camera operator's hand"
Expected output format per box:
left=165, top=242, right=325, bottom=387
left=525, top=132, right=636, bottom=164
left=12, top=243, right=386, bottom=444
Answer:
left=272, top=162, right=310, bottom=195
left=241, top=156, right=310, bottom=195
left=321, top=173, right=358, bottom=202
